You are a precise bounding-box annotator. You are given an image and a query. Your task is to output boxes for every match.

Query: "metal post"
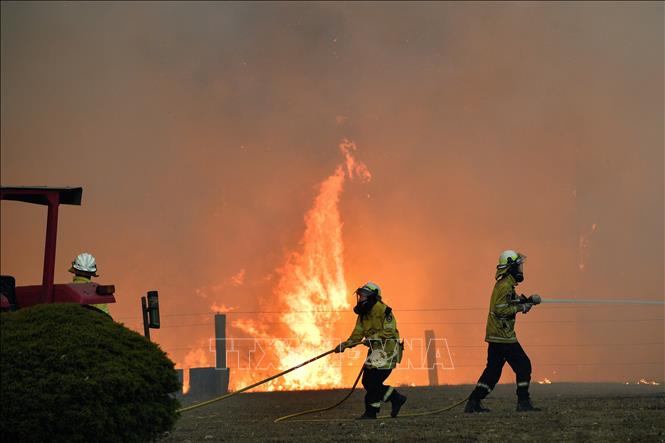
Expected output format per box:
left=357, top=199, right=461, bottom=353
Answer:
left=141, top=296, right=150, bottom=340
left=43, top=195, right=59, bottom=303
left=425, top=329, right=439, bottom=386
left=214, top=314, right=230, bottom=395
left=214, top=314, right=226, bottom=369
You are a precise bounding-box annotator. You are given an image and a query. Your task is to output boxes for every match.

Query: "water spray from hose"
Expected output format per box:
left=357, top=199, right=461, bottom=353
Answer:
left=540, top=298, right=664, bottom=305
left=523, top=295, right=664, bottom=306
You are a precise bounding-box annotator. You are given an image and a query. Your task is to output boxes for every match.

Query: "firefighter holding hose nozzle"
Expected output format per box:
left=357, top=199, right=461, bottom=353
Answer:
left=335, top=282, right=407, bottom=419
left=465, top=250, right=541, bottom=413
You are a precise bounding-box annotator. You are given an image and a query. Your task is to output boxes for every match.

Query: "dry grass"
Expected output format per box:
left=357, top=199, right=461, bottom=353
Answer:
left=166, top=383, right=664, bottom=442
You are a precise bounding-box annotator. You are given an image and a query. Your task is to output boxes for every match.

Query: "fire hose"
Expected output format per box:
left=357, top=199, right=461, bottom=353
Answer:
left=278, top=297, right=663, bottom=421
left=273, top=365, right=365, bottom=422
left=177, top=348, right=338, bottom=413
left=178, top=343, right=468, bottom=421
left=275, top=378, right=468, bottom=423
left=178, top=297, right=662, bottom=417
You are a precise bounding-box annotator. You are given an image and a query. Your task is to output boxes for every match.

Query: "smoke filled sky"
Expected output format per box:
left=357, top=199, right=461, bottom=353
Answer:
left=1, top=2, right=663, bottom=385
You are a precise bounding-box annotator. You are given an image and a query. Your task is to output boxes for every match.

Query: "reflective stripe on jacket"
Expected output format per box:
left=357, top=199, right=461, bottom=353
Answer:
left=485, top=274, right=520, bottom=343
left=344, top=301, right=401, bottom=369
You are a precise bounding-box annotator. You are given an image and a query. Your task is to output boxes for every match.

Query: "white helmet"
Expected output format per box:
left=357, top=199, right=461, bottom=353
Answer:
left=358, top=281, right=381, bottom=298
left=497, top=250, right=526, bottom=269
left=70, top=252, right=99, bottom=276
left=495, top=250, right=526, bottom=280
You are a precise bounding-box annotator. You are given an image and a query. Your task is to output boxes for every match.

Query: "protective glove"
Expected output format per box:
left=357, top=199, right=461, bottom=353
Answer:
left=334, top=342, right=346, bottom=353
left=521, top=303, right=533, bottom=314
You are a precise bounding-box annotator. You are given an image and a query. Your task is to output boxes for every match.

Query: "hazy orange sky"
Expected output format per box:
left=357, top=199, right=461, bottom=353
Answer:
left=1, top=2, right=663, bottom=387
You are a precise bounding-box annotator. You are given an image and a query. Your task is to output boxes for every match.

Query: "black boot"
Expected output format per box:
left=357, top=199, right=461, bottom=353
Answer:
left=516, top=398, right=541, bottom=412
left=464, top=398, right=490, bottom=413
left=357, top=406, right=379, bottom=420
left=386, top=390, right=407, bottom=418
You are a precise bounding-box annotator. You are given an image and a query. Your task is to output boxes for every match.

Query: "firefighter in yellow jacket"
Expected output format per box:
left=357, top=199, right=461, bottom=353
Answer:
left=69, top=252, right=110, bottom=316
left=465, top=250, right=540, bottom=413
left=335, top=282, right=406, bottom=419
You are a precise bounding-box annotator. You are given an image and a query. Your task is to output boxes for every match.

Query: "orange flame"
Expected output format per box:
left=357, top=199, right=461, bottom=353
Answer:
left=210, top=302, right=237, bottom=313
left=232, top=140, right=370, bottom=390
left=181, top=347, right=213, bottom=394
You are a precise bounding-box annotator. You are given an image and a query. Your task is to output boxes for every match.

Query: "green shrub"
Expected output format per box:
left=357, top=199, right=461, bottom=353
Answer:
left=1, top=303, right=180, bottom=442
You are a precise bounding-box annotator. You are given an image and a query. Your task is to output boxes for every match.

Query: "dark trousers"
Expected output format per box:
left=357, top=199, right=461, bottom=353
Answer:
left=470, top=342, right=532, bottom=401
left=362, top=368, right=392, bottom=411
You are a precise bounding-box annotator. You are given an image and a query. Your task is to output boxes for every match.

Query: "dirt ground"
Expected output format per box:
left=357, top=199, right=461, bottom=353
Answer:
left=165, top=383, right=664, bottom=442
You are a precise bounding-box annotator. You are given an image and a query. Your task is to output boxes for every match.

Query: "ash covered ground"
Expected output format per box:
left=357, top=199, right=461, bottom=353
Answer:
left=166, top=383, right=664, bottom=442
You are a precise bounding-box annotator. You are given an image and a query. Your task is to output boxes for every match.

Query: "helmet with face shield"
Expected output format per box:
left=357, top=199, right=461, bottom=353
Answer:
left=496, top=250, right=526, bottom=282
left=353, top=282, right=381, bottom=315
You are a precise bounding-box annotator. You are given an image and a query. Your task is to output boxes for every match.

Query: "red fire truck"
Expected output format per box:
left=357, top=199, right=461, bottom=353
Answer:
left=0, top=187, right=116, bottom=312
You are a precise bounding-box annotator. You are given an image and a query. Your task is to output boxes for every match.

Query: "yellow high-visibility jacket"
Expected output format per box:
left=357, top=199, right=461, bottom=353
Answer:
left=72, top=275, right=110, bottom=316
left=344, top=300, right=402, bottom=369
left=485, top=273, right=522, bottom=343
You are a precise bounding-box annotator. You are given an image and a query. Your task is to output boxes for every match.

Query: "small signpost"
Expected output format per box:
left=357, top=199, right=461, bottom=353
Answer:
left=141, top=290, right=160, bottom=340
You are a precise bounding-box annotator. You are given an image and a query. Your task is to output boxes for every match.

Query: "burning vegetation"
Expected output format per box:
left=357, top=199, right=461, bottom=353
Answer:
left=175, top=140, right=371, bottom=391
left=230, top=140, right=371, bottom=391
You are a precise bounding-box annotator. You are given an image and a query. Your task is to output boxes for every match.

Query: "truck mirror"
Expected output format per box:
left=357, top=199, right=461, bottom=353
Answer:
left=95, top=285, right=115, bottom=295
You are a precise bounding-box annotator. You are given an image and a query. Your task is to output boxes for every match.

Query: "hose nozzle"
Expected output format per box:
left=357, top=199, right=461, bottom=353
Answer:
left=519, top=294, right=541, bottom=305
